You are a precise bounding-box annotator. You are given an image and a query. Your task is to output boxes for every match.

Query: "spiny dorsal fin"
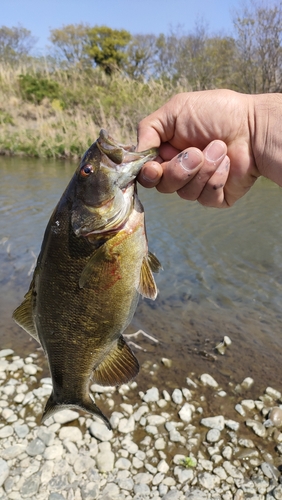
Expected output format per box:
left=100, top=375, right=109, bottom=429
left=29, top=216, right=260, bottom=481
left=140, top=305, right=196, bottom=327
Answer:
left=12, top=285, right=40, bottom=344
left=93, top=336, right=139, bottom=387
left=138, top=256, right=158, bottom=300
left=148, top=251, right=162, bottom=273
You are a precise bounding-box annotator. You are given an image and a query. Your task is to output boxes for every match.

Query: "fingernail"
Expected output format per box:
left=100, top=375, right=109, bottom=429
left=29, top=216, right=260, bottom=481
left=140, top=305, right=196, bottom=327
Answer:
left=142, top=165, right=159, bottom=182
left=205, top=141, right=226, bottom=162
left=178, top=150, right=202, bottom=172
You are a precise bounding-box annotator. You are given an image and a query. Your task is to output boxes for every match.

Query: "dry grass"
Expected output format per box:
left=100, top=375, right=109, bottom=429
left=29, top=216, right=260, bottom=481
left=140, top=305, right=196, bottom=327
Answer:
left=0, top=62, right=183, bottom=157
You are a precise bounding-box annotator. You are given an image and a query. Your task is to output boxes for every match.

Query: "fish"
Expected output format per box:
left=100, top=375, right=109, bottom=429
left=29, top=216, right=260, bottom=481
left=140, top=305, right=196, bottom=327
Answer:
left=13, top=129, right=161, bottom=428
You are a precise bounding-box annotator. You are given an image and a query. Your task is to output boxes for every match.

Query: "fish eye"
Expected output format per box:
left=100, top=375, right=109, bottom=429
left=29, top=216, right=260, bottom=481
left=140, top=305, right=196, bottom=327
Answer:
left=80, top=164, right=93, bottom=177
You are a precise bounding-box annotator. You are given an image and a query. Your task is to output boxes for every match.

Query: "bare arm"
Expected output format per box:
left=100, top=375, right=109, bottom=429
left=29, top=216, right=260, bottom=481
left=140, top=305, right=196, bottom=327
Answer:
left=137, top=90, right=282, bottom=207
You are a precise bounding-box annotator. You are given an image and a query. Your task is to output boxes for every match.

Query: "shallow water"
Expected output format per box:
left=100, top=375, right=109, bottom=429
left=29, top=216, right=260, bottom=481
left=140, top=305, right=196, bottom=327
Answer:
left=1, top=156, right=282, bottom=392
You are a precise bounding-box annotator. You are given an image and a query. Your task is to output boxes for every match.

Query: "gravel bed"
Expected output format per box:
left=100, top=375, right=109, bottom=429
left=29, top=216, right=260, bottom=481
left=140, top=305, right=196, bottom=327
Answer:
left=0, top=349, right=282, bottom=499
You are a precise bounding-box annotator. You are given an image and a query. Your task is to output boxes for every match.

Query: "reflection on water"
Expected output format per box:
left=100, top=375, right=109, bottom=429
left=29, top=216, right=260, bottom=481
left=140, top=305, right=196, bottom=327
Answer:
left=1, top=156, right=282, bottom=390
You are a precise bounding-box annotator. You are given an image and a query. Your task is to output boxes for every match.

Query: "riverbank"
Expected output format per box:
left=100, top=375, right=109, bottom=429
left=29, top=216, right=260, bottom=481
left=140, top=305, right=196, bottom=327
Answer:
left=0, top=348, right=282, bottom=499
left=0, top=64, right=177, bottom=158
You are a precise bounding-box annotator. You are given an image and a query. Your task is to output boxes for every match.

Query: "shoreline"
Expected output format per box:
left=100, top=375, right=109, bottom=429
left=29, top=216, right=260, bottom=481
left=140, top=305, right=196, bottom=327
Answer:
left=0, top=349, right=282, bottom=499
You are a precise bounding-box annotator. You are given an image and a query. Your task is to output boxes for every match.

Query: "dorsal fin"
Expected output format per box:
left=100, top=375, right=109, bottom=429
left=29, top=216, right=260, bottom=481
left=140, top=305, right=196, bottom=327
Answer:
left=93, top=336, right=139, bottom=386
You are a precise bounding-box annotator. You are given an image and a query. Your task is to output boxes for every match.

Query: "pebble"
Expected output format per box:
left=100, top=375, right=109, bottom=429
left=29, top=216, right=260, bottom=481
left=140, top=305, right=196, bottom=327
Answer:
left=206, top=428, right=221, bottom=443
left=26, top=438, right=46, bottom=456
left=171, top=388, right=183, bottom=404
left=53, top=409, right=79, bottom=424
left=0, top=459, right=9, bottom=487
left=201, top=415, right=225, bottom=430
left=269, top=407, right=282, bottom=427
left=89, top=421, right=113, bottom=441
left=200, top=373, right=218, bottom=387
left=179, top=403, right=193, bottom=423
left=142, top=387, right=159, bottom=403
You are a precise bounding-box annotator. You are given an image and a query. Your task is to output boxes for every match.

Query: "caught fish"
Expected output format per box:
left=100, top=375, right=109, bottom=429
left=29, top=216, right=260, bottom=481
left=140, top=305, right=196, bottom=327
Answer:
left=13, top=130, right=161, bottom=427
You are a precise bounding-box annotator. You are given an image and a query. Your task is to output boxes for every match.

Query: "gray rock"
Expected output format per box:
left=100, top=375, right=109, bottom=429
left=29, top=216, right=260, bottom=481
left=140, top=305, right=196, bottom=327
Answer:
left=20, top=472, right=40, bottom=498
left=96, top=450, right=115, bottom=472
left=89, top=421, right=113, bottom=441
left=26, top=438, right=46, bottom=456
left=261, top=461, right=280, bottom=480
left=115, top=457, right=131, bottom=470
left=48, top=475, right=68, bottom=492
left=102, top=483, right=120, bottom=497
left=0, top=459, right=9, bottom=487
left=146, top=414, right=166, bottom=426
left=273, top=485, right=282, bottom=500
left=201, top=415, right=224, bottom=430
left=1, top=444, right=25, bottom=460
left=172, top=388, right=183, bottom=404
left=0, top=425, right=13, bottom=438
left=198, top=471, right=220, bottom=489
left=53, top=409, right=79, bottom=424
left=73, top=455, right=95, bottom=474
left=44, top=444, right=64, bottom=460
left=163, top=490, right=182, bottom=499
left=223, top=461, right=244, bottom=479
left=0, top=349, right=14, bottom=358
left=245, top=419, right=267, bottom=437
left=81, top=482, right=99, bottom=500
left=58, top=426, right=82, bottom=442
left=174, top=466, right=194, bottom=484
left=134, top=472, right=153, bottom=484
left=142, top=387, right=159, bottom=403
left=185, top=490, right=209, bottom=499
left=118, top=415, right=135, bottom=433
left=49, top=494, right=66, bottom=500
left=134, top=483, right=150, bottom=495
left=37, top=427, right=56, bottom=446
left=269, top=407, right=282, bottom=428
left=206, top=428, right=221, bottom=443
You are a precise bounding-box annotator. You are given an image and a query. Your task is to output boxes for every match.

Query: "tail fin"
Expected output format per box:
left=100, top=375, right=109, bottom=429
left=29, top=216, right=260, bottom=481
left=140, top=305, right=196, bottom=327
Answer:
left=41, top=391, right=111, bottom=429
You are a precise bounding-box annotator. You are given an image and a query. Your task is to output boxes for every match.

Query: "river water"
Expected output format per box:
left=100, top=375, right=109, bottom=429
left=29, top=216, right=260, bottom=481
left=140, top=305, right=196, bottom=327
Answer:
left=1, top=156, right=282, bottom=395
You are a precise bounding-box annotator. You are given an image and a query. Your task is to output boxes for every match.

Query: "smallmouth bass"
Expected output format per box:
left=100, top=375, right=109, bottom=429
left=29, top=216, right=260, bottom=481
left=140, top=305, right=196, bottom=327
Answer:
left=13, top=130, right=161, bottom=427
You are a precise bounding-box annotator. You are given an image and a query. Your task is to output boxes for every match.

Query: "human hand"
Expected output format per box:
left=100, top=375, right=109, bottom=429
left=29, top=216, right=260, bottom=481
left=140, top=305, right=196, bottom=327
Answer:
left=137, top=89, right=260, bottom=208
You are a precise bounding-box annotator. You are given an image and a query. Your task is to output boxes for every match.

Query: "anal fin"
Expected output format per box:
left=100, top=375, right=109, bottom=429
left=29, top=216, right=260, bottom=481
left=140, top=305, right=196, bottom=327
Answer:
left=93, top=336, right=139, bottom=387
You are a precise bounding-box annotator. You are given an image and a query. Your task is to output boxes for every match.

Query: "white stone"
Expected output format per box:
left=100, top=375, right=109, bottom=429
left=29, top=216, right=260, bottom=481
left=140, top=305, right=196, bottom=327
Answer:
left=146, top=415, right=166, bottom=426
left=89, top=421, right=113, bottom=441
left=118, top=415, right=135, bottom=433
left=206, top=428, right=221, bottom=443
left=0, top=459, right=9, bottom=487
left=43, top=444, right=64, bottom=460
left=53, top=409, right=79, bottom=424
left=201, top=415, right=224, bottom=431
left=266, top=387, right=282, bottom=400
left=179, top=403, right=193, bottom=423
left=171, top=388, right=183, bottom=405
left=241, top=399, right=255, bottom=410
left=198, top=471, right=220, bottom=489
left=200, top=374, right=218, bottom=388
left=96, top=450, right=115, bottom=472
left=58, top=426, right=82, bottom=442
left=142, top=387, right=159, bottom=403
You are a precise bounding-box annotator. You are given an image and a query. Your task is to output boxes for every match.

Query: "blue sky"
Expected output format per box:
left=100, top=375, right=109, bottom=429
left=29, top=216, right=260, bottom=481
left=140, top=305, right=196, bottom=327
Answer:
left=2, top=0, right=241, bottom=55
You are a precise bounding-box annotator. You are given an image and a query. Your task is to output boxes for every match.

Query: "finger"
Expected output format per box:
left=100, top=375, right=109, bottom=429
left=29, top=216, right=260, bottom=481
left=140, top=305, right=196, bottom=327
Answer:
left=176, top=141, right=227, bottom=200
left=155, top=148, right=205, bottom=193
left=197, top=157, right=231, bottom=208
left=137, top=160, right=163, bottom=188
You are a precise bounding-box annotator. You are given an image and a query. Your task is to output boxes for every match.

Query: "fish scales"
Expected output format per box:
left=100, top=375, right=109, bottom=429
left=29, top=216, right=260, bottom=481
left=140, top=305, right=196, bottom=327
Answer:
left=13, top=129, right=161, bottom=427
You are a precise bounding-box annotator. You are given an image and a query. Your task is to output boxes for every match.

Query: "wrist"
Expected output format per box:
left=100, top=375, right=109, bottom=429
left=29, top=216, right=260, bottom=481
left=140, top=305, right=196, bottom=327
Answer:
left=251, top=93, right=282, bottom=186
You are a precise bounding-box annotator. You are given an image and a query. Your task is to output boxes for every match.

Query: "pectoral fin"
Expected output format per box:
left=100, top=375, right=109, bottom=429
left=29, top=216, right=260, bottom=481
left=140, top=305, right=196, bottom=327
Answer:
left=12, top=284, right=40, bottom=344
left=148, top=251, right=162, bottom=273
left=138, top=256, right=158, bottom=300
left=93, top=336, right=139, bottom=387
left=79, top=243, right=120, bottom=289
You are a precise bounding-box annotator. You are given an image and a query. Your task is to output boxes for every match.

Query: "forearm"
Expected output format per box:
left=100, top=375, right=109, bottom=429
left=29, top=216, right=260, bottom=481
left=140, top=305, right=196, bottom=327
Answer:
left=251, top=93, right=282, bottom=186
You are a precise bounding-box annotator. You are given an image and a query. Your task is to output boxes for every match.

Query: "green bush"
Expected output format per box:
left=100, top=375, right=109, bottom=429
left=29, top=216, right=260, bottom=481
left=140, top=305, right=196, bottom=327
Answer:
left=18, top=74, right=61, bottom=104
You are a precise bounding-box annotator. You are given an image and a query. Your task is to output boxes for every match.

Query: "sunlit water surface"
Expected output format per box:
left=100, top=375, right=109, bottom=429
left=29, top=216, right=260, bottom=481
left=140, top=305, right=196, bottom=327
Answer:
left=1, top=156, right=282, bottom=393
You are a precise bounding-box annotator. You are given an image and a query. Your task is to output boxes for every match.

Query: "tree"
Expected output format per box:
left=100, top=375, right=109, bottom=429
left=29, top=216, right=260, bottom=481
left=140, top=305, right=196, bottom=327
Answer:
left=86, top=26, right=131, bottom=75
left=49, top=24, right=90, bottom=67
left=233, top=1, right=282, bottom=93
left=0, top=25, right=37, bottom=62
left=125, top=34, right=157, bottom=79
